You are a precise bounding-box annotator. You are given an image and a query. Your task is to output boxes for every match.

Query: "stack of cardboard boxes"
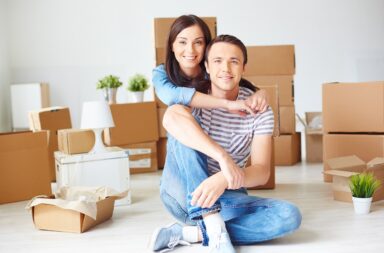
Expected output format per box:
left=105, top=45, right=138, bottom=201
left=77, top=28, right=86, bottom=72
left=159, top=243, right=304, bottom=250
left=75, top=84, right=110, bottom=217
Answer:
left=322, top=81, right=384, bottom=182
left=244, top=45, right=301, bottom=166
left=104, top=102, right=159, bottom=174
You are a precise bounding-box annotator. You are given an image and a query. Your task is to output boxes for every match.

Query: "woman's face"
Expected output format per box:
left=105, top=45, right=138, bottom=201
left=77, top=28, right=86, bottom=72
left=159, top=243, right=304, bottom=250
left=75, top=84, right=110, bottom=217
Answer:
left=172, top=25, right=206, bottom=76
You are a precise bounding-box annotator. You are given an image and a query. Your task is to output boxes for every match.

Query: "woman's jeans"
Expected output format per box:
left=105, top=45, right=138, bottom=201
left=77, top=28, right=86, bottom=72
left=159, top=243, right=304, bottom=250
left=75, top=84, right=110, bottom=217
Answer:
left=160, top=135, right=302, bottom=246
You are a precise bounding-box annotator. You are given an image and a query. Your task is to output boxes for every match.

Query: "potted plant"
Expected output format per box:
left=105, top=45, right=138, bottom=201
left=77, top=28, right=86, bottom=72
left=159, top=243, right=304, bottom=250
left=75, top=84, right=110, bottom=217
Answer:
left=127, top=74, right=149, bottom=102
left=349, top=172, right=381, bottom=214
left=96, top=75, right=123, bottom=104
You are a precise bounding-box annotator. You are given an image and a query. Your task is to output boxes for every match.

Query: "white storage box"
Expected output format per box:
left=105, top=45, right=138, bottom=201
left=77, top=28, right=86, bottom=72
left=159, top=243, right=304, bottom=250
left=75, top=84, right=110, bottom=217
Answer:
left=54, top=147, right=130, bottom=205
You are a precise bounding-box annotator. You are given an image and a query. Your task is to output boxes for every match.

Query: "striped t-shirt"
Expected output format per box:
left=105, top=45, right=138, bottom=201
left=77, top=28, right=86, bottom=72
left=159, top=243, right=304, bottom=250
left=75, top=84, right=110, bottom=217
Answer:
left=192, top=86, right=274, bottom=175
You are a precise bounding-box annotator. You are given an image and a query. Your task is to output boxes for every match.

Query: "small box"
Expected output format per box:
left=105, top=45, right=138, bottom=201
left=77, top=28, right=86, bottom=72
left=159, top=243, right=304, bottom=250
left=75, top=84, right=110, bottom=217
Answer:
left=29, top=106, right=72, bottom=182
left=279, top=105, right=296, bottom=134
left=121, top=142, right=158, bottom=174
left=324, top=155, right=384, bottom=202
left=297, top=112, right=323, bottom=163
left=274, top=133, right=301, bottom=166
left=323, top=81, right=384, bottom=133
left=27, top=187, right=124, bottom=233
left=58, top=129, right=95, bottom=154
left=0, top=131, right=51, bottom=204
left=54, top=148, right=130, bottom=205
left=323, top=133, right=384, bottom=182
left=104, top=102, right=159, bottom=146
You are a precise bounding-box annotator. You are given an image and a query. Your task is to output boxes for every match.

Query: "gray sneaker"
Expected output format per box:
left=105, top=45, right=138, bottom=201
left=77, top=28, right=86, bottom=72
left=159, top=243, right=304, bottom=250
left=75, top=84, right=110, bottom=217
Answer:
left=149, top=222, right=191, bottom=252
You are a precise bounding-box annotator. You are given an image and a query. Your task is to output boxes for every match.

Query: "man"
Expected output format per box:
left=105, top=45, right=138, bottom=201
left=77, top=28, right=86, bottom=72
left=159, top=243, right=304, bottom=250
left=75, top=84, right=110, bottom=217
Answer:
left=150, top=35, right=301, bottom=253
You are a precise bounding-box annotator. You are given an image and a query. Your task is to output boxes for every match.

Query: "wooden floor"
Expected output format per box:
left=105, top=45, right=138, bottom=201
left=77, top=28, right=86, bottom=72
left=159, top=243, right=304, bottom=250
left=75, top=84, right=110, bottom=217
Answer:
left=1, top=162, right=384, bottom=253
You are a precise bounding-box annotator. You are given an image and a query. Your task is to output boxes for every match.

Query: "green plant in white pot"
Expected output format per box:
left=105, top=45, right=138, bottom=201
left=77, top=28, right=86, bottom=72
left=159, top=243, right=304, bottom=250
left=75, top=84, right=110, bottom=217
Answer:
left=127, top=74, right=149, bottom=103
left=349, top=172, right=381, bottom=214
left=96, top=75, right=123, bottom=104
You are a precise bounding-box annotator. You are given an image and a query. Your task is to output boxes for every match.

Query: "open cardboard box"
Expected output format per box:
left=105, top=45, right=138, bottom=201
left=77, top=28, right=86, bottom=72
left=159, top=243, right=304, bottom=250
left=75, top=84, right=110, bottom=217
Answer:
left=26, top=186, right=127, bottom=233
left=324, top=155, right=384, bottom=202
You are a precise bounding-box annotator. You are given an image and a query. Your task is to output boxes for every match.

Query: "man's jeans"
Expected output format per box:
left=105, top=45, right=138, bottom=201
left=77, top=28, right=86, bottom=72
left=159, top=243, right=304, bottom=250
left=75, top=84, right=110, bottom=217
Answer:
left=160, top=135, right=302, bottom=246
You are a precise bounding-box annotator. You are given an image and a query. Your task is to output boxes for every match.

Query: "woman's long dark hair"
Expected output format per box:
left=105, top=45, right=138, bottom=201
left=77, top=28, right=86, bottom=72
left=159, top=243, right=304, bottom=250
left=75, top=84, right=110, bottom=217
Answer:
left=165, top=15, right=211, bottom=93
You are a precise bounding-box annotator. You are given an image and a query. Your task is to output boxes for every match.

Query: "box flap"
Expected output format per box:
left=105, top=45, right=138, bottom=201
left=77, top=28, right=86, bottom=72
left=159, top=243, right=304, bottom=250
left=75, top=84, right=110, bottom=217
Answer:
left=326, top=155, right=366, bottom=171
left=367, top=157, right=384, bottom=168
left=324, top=169, right=359, bottom=178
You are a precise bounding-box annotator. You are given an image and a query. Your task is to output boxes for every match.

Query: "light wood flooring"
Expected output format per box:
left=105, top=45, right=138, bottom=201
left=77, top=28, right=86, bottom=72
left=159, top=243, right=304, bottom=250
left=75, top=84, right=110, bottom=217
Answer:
left=1, top=162, right=384, bottom=253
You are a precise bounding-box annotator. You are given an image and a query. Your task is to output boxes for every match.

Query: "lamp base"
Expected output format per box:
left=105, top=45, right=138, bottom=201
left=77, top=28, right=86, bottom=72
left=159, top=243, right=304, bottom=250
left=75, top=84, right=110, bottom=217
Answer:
left=89, top=128, right=108, bottom=154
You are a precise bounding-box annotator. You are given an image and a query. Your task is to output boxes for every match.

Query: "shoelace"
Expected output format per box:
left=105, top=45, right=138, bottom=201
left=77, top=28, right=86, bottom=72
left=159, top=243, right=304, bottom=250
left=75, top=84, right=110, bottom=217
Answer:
left=159, top=235, right=191, bottom=253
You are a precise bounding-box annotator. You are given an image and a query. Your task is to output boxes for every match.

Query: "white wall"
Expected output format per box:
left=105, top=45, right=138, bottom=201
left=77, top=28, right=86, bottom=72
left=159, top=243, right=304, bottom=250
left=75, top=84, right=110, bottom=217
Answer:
left=4, top=0, right=384, bottom=128
left=0, top=0, right=11, bottom=131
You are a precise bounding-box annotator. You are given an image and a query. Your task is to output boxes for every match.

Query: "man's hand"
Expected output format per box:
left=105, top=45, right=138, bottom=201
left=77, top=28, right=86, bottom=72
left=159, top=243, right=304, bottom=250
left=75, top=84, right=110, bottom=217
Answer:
left=191, top=173, right=227, bottom=208
left=218, top=154, right=245, bottom=190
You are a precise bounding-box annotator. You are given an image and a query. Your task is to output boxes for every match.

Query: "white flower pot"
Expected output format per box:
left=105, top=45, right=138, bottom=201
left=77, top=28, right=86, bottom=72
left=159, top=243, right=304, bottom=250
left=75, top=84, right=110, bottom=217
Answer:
left=132, top=91, right=144, bottom=103
left=352, top=197, right=372, bottom=214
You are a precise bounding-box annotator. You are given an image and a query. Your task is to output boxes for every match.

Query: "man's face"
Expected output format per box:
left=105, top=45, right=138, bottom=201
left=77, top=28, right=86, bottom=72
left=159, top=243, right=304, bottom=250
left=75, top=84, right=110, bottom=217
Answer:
left=205, top=42, right=245, bottom=95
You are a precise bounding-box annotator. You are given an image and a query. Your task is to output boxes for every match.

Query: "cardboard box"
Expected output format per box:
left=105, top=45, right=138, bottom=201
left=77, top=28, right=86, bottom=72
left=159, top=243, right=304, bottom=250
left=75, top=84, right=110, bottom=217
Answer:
left=247, top=141, right=275, bottom=190
left=121, top=142, right=158, bottom=174
left=27, top=187, right=125, bottom=233
left=55, top=148, right=131, bottom=206
left=274, top=133, right=301, bottom=166
left=157, top=108, right=167, bottom=138
left=29, top=107, right=72, bottom=182
left=104, top=102, right=159, bottom=146
left=0, top=131, right=51, bottom=204
left=279, top=105, right=296, bottom=134
left=262, top=85, right=280, bottom=137
left=157, top=137, right=167, bottom=169
left=58, top=129, right=95, bottom=154
left=154, top=17, right=217, bottom=48
left=323, top=81, right=384, bottom=133
left=324, top=155, right=384, bottom=202
left=245, top=45, right=295, bottom=76
left=245, top=75, right=294, bottom=106
left=323, top=133, right=384, bottom=182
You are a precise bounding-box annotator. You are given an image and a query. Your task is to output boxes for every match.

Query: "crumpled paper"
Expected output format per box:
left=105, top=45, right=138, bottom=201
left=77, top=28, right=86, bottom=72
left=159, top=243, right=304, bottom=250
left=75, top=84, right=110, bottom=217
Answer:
left=25, top=186, right=128, bottom=220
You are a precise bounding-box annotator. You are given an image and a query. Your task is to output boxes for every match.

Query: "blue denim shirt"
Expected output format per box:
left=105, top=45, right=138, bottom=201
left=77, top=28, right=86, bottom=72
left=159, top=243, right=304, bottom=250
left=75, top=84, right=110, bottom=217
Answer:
left=152, top=64, right=196, bottom=106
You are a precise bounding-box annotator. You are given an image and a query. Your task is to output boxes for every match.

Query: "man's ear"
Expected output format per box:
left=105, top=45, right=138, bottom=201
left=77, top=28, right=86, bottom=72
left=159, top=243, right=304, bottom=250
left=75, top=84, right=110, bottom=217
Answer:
left=205, top=61, right=210, bottom=74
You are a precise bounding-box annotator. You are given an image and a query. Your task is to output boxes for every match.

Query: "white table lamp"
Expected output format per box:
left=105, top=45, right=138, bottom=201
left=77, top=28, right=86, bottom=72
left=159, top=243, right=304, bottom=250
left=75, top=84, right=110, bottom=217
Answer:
left=81, top=101, right=115, bottom=153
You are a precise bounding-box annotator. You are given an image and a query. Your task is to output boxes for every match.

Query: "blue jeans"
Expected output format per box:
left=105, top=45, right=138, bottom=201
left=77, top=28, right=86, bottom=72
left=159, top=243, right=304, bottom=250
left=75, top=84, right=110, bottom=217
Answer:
left=160, top=135, right=302, bottom=246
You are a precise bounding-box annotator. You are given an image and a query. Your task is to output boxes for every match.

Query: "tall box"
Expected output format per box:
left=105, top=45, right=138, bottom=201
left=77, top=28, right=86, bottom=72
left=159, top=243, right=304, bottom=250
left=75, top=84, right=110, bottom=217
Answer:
left=104, top=102, right=159, bottom=146
left=11, top=83, right=50, bottom=130
left=304, top=112, right=323, bottom=163
left=0, top=131, right=51, bottom=204
left=245, top=45, right=295, bottom=76
left=262, top=85, right=280, bottom=137
left=29, top=107, right=72, bottom=182
left=274, top=133, right=301, bottom=166
left=54, top=148, right=130, bottom=206
left=157, top=138, right=167, bottom=169
left=323, top=81, right=384, bottom=133
left=157, top=108, right=167, bottom=138
left=323, top=133, right=384, bottom=182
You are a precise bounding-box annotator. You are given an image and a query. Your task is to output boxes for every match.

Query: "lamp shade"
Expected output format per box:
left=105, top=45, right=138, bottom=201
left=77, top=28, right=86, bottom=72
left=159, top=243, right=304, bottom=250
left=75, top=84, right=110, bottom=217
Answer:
left=80, top=101, right=115, bottom=129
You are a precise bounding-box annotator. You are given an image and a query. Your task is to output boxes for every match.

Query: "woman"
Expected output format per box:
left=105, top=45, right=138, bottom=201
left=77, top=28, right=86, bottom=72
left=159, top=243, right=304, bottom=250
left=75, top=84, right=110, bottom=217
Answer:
left=152, top=14, right=268, bottom=115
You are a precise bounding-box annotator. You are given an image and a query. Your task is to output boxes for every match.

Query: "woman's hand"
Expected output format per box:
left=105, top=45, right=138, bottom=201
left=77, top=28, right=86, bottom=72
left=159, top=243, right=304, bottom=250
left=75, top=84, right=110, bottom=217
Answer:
left=246, top=89, right=269, bottom=113
left=191, top=173, right=227, bottom=208
left=226, top=100, right=255, bottom=116
left=218, top=154, right=245, bottom=190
